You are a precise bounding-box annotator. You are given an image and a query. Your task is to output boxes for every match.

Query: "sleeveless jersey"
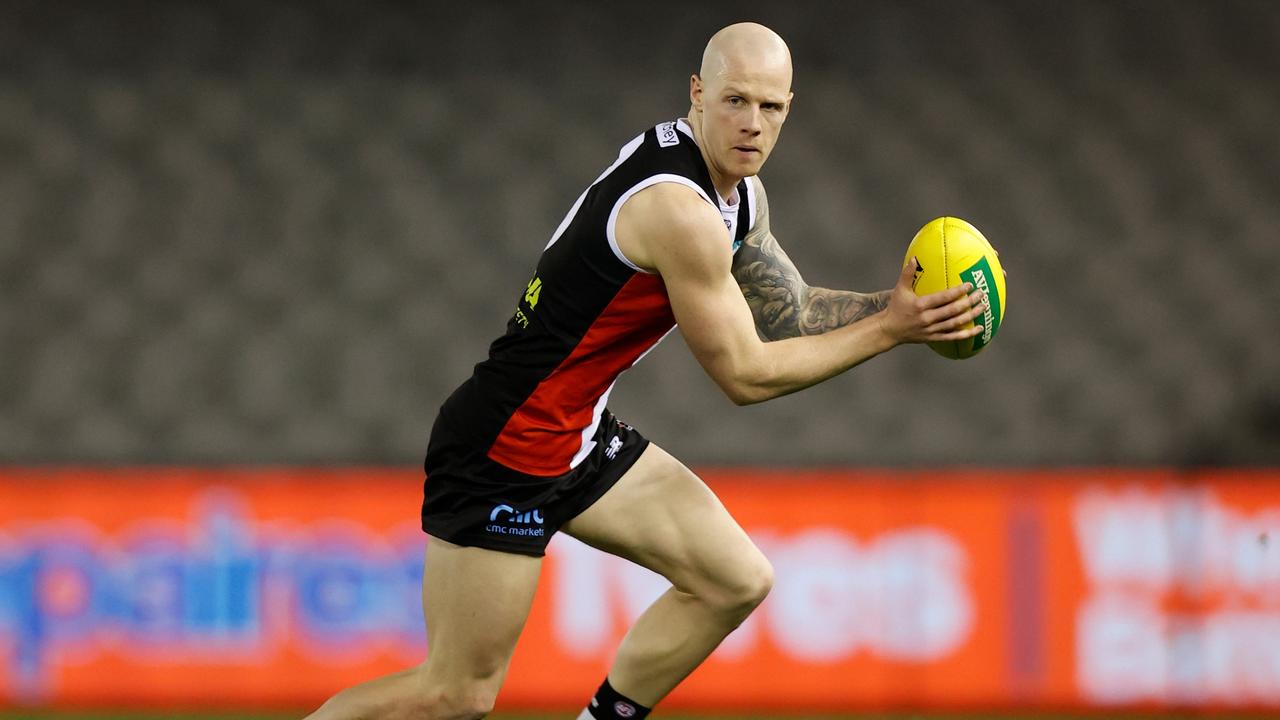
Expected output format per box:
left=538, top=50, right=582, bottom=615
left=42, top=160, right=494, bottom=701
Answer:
left=435, top=118, right=756, bottom=477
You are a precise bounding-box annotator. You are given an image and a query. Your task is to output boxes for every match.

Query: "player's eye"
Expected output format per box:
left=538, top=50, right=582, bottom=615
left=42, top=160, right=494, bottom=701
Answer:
left=728, top=96, right=745, bottom=107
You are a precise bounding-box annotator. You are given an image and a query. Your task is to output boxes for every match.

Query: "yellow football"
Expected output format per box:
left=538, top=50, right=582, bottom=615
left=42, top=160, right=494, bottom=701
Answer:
left=902, top=217, right=1006, bottom=359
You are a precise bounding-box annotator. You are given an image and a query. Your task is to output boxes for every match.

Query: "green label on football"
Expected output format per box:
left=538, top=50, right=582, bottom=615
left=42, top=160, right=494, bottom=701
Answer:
left=960, top=256, right=1000, bottom=351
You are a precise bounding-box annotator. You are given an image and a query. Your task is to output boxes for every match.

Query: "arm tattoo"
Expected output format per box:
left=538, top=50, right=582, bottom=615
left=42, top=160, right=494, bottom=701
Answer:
left=799, top=285, right=890, bottom=336
left=731, top=180, right=890, bottom=341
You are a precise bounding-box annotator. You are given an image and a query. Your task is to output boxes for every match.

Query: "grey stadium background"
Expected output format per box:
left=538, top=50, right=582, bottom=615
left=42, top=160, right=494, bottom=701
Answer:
left=2, top=0, right=1277, bottom=467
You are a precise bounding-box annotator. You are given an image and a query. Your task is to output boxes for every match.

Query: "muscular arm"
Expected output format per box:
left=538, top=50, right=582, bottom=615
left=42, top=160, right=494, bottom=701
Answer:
left=732, top=177, right=890, bottom=340
left=614, top=183, right=986, bottom=406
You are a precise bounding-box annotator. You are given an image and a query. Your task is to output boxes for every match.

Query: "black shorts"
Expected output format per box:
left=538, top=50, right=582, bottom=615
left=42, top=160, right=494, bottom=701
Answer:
left=421, top=409, right=649, bottom=557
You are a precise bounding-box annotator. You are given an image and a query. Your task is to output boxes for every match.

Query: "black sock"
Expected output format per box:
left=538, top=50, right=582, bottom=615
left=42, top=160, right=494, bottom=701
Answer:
left=584, top=677, right=651, bottom=720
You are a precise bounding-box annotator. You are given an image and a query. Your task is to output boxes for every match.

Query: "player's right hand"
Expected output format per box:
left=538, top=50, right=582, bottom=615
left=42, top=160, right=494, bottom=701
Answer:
left=877, top=257, right=988, bottom=345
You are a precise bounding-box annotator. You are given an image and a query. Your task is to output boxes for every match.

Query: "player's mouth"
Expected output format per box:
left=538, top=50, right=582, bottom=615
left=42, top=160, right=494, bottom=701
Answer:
left=733, top=145, right=761, bottom=158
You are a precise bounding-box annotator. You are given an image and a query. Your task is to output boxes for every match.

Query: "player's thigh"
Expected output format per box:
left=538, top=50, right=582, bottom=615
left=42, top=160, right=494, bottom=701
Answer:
left=560, top=444, right=770, bottom=607
left=420, top=535, right=542, bottom=683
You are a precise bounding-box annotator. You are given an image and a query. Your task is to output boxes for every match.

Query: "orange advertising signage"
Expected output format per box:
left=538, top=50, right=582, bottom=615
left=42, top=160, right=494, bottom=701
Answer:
left=1038, top=470, right=1280, bottom=708
left=0, top=467, right=1276, bottom=712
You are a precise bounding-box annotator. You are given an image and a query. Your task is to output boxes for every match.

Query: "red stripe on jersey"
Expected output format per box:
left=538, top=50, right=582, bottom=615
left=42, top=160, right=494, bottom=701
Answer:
left=487, top=273, right=675, bottom=476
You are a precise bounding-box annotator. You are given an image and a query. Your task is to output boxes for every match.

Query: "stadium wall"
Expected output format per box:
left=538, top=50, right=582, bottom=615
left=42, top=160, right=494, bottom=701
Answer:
left=3, top=1, right=1278, bottom=469
left=2, top=467, right=1277, bottom=713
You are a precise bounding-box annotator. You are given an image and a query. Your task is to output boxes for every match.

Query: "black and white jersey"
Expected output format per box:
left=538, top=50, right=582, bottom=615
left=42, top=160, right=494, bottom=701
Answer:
left=436, top=118, right=756, bottom=477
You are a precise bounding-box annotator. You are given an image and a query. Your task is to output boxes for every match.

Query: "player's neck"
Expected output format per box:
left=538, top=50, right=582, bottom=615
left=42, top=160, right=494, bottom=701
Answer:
left=684, top=114, right=742, bottom=203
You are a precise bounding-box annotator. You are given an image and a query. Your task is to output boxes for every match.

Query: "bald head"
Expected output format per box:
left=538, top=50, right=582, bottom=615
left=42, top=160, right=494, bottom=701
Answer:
left=687, top=23, right=794, bottom=195
left=699, top=22, right=792, bottom=91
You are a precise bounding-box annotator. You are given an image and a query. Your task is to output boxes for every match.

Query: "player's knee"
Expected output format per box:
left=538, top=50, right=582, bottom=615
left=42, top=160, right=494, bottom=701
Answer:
left=709, top=549, right=774, bottom=617
left=739, top=552, right=775, bottom=609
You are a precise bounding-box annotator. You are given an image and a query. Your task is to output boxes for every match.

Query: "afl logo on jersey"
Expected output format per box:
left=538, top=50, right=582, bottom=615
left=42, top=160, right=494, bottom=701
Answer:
left=656, top=121, right=680, bottom=147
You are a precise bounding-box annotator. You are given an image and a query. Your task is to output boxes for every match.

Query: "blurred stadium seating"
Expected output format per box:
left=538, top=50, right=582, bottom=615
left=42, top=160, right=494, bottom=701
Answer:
left=1, top=0, right=1277, bottom=466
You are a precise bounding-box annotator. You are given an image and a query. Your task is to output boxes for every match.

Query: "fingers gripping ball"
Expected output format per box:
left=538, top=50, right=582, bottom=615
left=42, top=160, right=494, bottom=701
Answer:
left=904, top=217, right=1007, bottom=359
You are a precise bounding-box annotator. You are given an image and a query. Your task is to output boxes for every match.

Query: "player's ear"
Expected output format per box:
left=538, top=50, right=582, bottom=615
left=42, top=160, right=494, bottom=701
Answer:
left=690, top=74, right=703, bottom=111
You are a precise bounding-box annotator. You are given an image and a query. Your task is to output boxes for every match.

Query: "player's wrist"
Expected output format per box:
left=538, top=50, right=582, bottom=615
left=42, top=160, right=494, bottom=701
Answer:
left=872, top=310, right=902, bottom=349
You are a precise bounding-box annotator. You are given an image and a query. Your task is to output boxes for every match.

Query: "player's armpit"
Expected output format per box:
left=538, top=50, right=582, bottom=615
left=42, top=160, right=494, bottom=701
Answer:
left=733, top=177, right=891, bottom=341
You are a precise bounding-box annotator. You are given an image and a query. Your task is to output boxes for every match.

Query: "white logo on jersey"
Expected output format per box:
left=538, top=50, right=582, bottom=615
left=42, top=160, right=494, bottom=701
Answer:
left=486, top=504, right=546, bottom=537
left=605, top=436, right=624, bottom=460
left=489, top=504, right=544, bottom=524
left=656, top=121, right=680, bottom=147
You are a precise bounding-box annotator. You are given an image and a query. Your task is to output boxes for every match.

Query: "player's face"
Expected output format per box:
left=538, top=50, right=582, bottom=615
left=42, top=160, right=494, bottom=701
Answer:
left=692, top=64, right=792, bottom=182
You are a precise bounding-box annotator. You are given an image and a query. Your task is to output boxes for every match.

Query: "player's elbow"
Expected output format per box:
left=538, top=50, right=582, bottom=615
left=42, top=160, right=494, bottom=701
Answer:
left=719, top=358, right=782, bottom=406
left=696, top=342, right=784, bottom=405
left=724, top=377, right=780, bottom=406
left=724, top=383, right=767, bottom=406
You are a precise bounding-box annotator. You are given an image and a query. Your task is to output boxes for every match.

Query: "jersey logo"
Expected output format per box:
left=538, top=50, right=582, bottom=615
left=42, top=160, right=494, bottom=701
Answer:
left=604, top=436, right=623, bottom=460
left=523, top=276, right=543, bottom=308
left=486, top=504, right=546, bottom=537
left=656, top=121, right=680, bottom=148
left=515, top=275, right=543, bottom=328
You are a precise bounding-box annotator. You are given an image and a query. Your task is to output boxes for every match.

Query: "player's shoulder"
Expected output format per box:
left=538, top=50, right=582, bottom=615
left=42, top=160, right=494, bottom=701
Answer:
left=627, top=181, right=721, bottom=234
left=629, top=187, right=734, bottom=280
left=617, top=181, right=727, bottom=272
